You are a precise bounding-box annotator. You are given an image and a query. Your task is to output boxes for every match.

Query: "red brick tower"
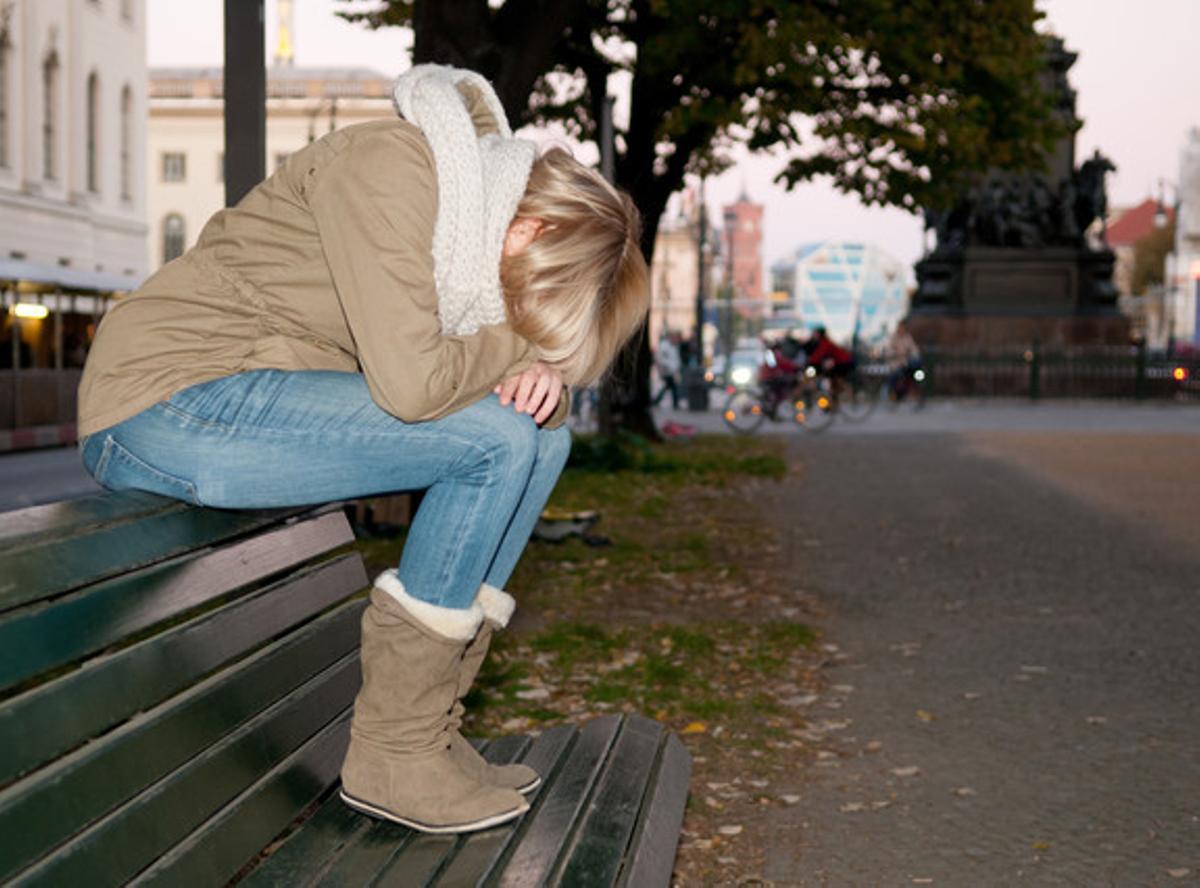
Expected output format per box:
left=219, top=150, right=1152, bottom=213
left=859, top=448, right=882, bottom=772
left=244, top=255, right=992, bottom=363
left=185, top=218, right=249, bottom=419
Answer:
left=723, top=186, right=764, bottom=310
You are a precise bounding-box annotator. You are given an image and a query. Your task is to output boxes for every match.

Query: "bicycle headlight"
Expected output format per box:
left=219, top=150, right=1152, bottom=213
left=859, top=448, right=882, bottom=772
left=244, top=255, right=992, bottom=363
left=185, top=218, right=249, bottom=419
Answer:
left=731, top=367, right=752, bottom=385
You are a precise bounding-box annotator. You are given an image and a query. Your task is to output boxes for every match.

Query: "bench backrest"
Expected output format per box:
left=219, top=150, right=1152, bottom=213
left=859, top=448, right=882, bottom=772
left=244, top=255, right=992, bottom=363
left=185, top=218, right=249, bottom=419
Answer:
left=0, top=492, right=368, bottom=886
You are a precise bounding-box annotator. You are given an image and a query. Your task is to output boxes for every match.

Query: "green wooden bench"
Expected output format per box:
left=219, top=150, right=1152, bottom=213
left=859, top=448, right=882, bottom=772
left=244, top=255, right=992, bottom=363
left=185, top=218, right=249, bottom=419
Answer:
left=0, top=491, right=690, bottom=886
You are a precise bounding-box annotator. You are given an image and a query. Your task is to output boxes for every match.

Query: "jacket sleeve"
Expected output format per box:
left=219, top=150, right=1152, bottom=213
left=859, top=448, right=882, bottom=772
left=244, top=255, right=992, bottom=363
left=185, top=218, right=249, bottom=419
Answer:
left=308, top=126, right=533, bottom=422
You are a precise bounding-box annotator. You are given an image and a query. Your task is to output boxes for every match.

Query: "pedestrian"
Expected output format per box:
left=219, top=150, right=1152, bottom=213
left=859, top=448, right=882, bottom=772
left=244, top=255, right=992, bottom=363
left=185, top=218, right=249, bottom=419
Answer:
left=75, top=65, right=648, bottom=834
left=652, top=330, right=682, bottom=409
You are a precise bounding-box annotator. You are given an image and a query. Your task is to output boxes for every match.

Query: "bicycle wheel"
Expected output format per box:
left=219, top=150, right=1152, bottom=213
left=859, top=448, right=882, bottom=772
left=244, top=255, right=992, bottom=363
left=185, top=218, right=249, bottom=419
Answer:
left=838, top=375, right=877, bottom=422
left=722, top=388, right=768, bottom=435
left=796, top=384, right=836, bottom=433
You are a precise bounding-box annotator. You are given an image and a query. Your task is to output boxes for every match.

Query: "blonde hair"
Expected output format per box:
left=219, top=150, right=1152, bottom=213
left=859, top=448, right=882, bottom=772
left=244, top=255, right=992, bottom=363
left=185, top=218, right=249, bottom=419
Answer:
left=500, top=149, right=649, bottom=386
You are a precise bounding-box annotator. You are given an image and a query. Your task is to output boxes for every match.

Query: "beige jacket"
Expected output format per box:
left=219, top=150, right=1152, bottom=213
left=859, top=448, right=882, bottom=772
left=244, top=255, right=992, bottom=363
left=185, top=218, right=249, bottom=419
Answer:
left=78, top=94, right=562, bottom=437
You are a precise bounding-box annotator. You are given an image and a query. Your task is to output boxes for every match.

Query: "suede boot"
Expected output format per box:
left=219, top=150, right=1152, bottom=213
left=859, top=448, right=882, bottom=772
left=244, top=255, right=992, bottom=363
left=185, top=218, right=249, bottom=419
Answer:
left=448, top=584, right=541, bottom=793
left=339, top=570, right=529, bottom=833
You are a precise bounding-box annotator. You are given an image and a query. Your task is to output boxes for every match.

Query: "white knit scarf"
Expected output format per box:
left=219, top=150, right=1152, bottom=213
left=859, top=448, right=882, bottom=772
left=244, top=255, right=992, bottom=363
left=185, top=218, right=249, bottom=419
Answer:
left=392, top=65, right=536, bottom=336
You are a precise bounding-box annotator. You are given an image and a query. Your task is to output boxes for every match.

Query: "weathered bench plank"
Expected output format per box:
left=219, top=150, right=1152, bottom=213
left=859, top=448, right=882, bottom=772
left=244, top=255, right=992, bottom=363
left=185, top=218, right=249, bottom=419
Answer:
left=0, top=596, right=364, bottom=882
left=13, top=655, right=359, bottom=887
left=0, top=510, right=353, bottom=694
left=0, top=491, right=310, bottom=608
left=0, top=554, right=365, bottom=787
left=132, top=713, right=353, bottom=888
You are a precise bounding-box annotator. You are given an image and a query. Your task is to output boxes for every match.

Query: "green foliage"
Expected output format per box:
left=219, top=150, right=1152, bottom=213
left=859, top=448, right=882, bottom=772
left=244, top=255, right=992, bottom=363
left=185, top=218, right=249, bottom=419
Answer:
left=1130, top=217, right=1176, bottom=295
left=339, top=0, right=1061, bottom=220
left=566, top=432, right=787, bottom=482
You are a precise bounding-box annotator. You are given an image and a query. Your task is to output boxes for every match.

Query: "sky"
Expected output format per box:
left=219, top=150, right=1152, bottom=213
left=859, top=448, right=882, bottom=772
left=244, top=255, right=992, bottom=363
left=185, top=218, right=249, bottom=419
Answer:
left=147, top=0, right=1200, bottom=282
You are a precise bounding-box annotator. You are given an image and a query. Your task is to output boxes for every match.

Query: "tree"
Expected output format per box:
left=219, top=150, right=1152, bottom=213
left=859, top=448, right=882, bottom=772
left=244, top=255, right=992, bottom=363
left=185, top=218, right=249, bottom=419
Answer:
left=1130, top=217, right=1175, bottom=296
left=339, top=0, right=1062, bottom=436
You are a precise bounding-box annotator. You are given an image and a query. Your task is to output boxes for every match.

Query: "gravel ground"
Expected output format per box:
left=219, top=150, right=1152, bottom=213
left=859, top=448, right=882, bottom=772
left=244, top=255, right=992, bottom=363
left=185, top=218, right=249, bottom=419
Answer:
left=759, top=431, right=1200, bottom=887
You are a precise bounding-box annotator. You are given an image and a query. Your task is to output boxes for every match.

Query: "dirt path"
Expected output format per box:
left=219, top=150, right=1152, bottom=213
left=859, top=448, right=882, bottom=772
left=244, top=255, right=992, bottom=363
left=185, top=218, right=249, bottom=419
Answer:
left=760, top=432, right=1200, bottom=886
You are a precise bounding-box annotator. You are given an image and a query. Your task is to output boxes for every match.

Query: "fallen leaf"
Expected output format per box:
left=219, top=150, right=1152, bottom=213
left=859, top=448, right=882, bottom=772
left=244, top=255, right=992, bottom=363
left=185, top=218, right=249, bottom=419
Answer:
left=891, top=766, right=922, bottom=778
left=916, top=710, right=935, bottom=723
left=963, top=692, right=983, bottom=701
left=780, top=794, right=801, bottom=805
left=1086, top=716, right=1108, bottom=726
left=1167, top=868, right=1191, bottom=879
left=515, top=688, right=550, bottom=701
left=952, top=787, right=977, bottom=797
left=1032, top=841, right=1051, bottom=851
left=840, top=802, right=866, bottom=813
left=718, top=825, right=743, bottom=836
left=682, top=721, right=708, bottom=735
left=864, top=740, right=883, bottom=753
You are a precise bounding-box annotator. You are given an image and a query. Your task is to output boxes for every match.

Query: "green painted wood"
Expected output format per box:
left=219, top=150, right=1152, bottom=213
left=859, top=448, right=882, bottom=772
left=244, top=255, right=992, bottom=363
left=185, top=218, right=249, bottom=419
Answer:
left=12, top=654, right=359, bottom=887
left=0, top=510, right=352, bottom=694
left=495, top=716, right=622, bottom=888
left=616, top=732, right=691, bottom=888
left=237, top=790, right=371, bottom=888
left=0, top=500, right=308, bottom=609
left=0, top=554, right=366, bottom=787
left=312, top=817, right=421, bottom=886
left=370, top=834, right=459, bottom=887
left=131, top=711, right=353, bottom=888
left=555, top=715, right=664, bottom=887
left=432, top=728, right=577, bottom=888
left=0, top=490, right=174, bottom=549
left=0, top=595, right=365, bottom=882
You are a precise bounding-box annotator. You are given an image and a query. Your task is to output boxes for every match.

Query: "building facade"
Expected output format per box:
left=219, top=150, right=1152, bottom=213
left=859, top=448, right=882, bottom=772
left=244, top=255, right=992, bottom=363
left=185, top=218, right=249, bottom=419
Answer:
left=1166, top=127, right=1200, bottom=349
left=0, top=0, right=147, bottom=441
left=147, top=66, right=394, bottom=271
left=771, top=241, right=908, bottom=348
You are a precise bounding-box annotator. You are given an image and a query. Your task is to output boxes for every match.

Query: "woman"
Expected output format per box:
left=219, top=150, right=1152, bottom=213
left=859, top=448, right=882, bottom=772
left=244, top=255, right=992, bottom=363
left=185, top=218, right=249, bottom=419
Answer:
left=76, top=66, right=648, bottom=834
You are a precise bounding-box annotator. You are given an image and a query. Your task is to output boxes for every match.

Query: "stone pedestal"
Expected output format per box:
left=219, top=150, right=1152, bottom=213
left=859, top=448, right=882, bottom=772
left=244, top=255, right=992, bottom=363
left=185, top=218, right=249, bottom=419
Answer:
left=907, top=313, right=1131, bottom=350
left=910, top=245, right=1129, bottom=349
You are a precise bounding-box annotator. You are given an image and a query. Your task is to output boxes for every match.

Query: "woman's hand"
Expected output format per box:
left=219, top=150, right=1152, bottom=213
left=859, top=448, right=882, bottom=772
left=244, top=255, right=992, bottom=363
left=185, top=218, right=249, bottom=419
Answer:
left=495, top=362, right=563, bottom=425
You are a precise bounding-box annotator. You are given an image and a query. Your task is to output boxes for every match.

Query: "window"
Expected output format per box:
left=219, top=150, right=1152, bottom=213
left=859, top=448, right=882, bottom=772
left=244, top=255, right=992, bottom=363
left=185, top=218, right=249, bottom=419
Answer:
left=120, top=86, right=132, bottom=199
left=42, top=50, right=59, bottom=180
left=161, top=152, right=186, bottom=182
left=0, top=28, right=9, bottom=168
left=162, top=214, right=186, bottom=264
left=86, top=71, right=99, bottom=192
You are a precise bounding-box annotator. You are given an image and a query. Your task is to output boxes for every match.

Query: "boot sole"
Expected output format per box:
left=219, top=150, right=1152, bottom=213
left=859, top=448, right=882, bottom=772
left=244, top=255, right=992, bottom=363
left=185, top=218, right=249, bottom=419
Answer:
left=515, top=775, right=541, bottom=794
left=339, top=788, right=529, bottom=834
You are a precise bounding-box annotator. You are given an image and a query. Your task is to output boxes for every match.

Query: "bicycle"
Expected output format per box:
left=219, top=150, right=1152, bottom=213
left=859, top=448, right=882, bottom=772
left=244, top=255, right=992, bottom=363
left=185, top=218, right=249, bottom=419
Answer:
left=722, top=362, right=874, bottom=435
left=877, top=362, right=929, bottom=410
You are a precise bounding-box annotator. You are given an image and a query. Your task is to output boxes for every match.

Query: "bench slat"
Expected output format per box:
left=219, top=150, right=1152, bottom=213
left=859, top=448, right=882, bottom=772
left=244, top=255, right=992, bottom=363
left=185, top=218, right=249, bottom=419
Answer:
left=616, top=732, right=691, bottom=888
left=0, top=498, right=309, bottom=610
left=0, top=490, right=175, bottom=548
left=0, top=510, right=352, bottom=694
left=430, top=728, right=576, bottom=888
left=132, top=712, right=353, bottom=888
left=359, top=738, right=532, bottom=886
left=0, top=595, right=365, bottom=882
left=494, top=715, right=622, bottom=887
left=0, top=554, right=365, bottom=787
left=556, top=714, right=665, bottom=887
left=12, top=654, right=359, bottom=887
left=238, top=788, right=371, bottom=888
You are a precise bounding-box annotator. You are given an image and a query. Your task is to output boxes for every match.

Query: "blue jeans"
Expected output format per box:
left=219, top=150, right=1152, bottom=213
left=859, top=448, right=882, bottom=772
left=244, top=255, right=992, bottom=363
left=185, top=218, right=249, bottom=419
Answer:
left=80, top=370, right=571, bottom=609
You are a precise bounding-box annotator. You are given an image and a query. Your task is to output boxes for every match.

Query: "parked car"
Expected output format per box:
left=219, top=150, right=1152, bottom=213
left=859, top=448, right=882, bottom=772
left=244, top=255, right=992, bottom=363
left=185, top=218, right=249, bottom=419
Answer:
left=710, top=348, right=764, bottom=389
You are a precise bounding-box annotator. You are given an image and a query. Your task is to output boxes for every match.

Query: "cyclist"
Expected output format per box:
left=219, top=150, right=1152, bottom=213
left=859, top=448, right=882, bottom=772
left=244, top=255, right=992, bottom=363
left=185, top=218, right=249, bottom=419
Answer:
left=884, top=320, right=923, bottom=400
left=804, top=327, right=856, bottom=379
